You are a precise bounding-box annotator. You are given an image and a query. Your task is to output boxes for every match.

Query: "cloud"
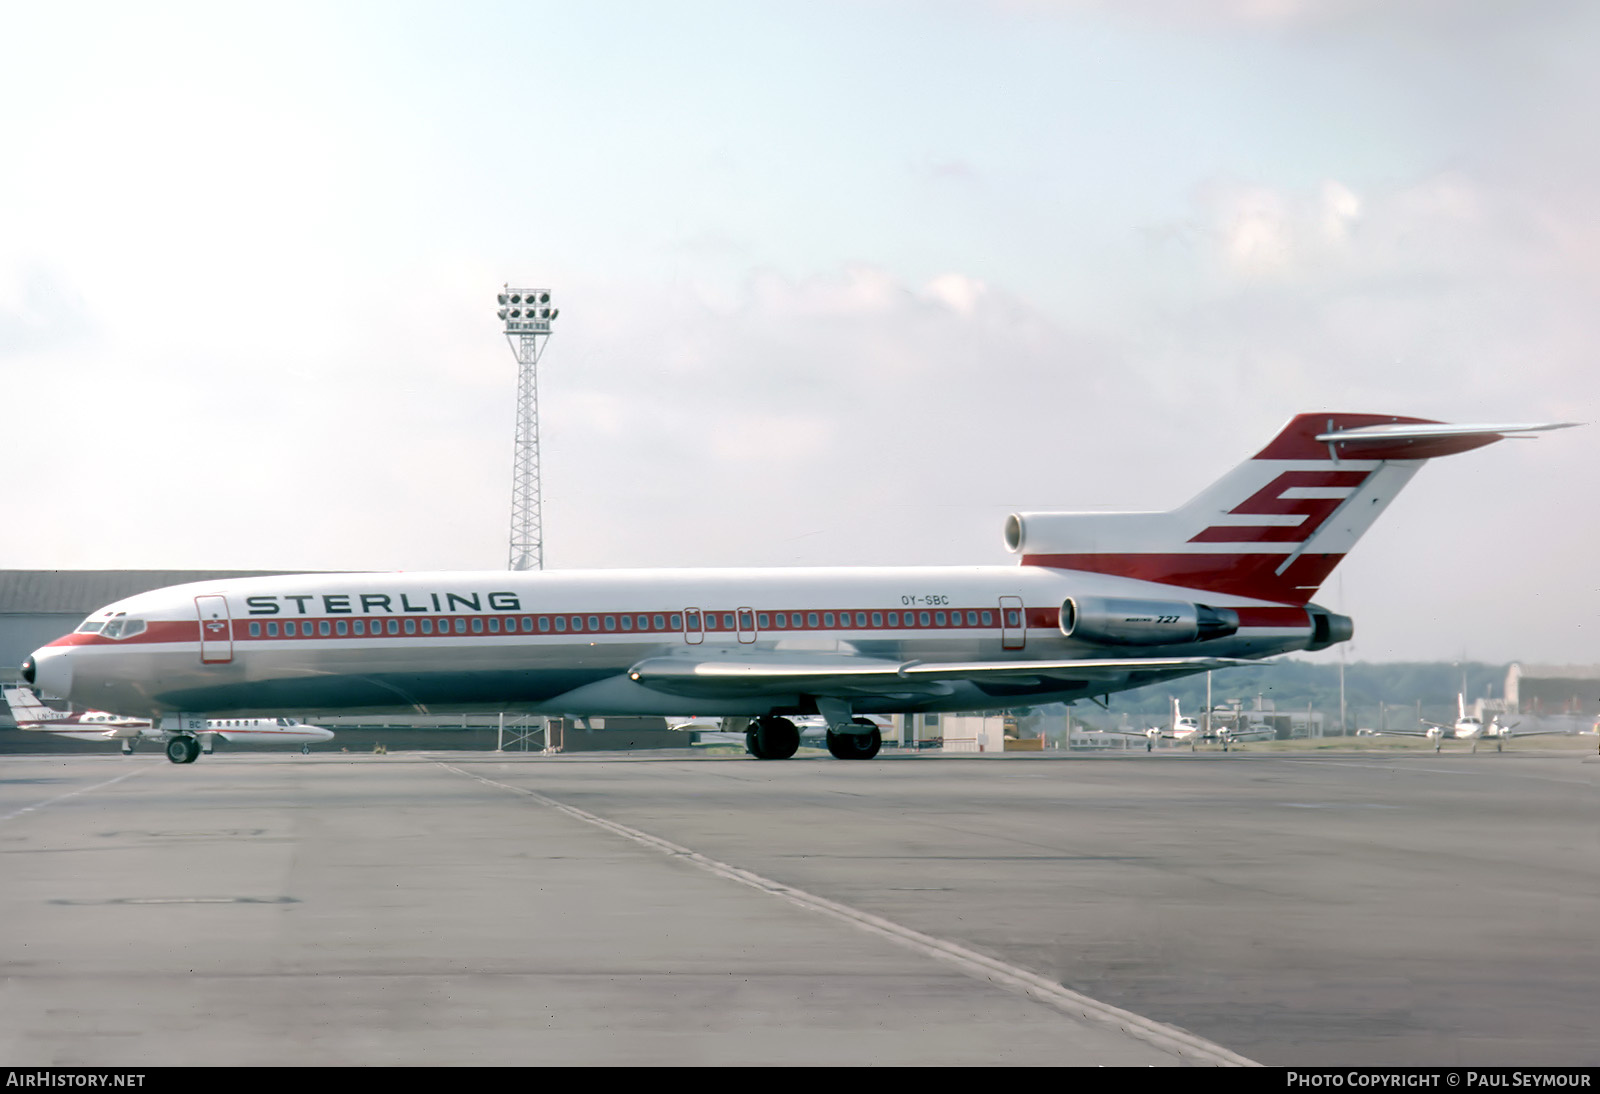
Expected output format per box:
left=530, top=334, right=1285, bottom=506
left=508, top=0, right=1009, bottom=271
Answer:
left=0, top=264, right=93, bottom=357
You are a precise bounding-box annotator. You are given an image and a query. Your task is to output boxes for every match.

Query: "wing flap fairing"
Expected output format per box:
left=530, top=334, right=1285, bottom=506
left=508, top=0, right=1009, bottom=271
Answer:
left=626, top=654, right=1256, bottom=701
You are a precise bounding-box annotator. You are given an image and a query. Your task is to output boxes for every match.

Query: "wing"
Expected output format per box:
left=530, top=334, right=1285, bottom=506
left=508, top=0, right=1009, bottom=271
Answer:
left=1500, top=724, right=1571, bottom=738
left=626, top=654, right=1256, bottom=702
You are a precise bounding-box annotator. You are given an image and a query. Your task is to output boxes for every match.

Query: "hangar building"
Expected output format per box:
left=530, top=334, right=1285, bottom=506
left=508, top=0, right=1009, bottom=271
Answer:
left=1504, top=663, right=1600, bottom=721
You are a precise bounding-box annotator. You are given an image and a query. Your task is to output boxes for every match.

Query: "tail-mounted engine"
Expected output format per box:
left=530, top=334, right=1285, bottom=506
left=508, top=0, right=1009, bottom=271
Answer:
left=1304, top=605, right=1354, bottom=651
left=1058, top=596, right=1239, bottom=646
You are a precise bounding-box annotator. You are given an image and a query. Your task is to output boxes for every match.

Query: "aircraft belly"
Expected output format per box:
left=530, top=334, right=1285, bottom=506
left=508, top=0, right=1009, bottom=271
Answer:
left=73, top=628, right=1282, bottom=719
left=136, top=642, right=648, bottom=717
left=20, top=729, right=120, bottom=742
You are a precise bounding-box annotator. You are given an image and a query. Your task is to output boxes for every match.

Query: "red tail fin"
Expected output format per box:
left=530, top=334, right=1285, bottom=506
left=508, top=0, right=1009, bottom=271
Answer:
left=1006, top=413, right=1576, bottom=603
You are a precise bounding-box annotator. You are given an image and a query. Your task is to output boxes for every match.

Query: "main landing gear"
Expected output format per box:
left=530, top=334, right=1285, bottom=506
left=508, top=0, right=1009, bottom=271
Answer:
left=743, top=708, right=883, bottom=761
left=826, top=718, right=882, bottom=760
left=746, top=717, right=801, bottom=760
left=165, top=736, right=201, bottom=765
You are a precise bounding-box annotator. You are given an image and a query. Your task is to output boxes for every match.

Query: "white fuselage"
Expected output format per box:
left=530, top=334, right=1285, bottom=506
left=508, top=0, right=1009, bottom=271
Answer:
left=26, top=566, right=1322, bottom=720
left=1446, top=717, right=1499, bottom=741
left=10, top=709, right=150, bottom=742
left=26, top=411, right=1563, bottom=731
left=1170, top=717, right=1203, bottom=741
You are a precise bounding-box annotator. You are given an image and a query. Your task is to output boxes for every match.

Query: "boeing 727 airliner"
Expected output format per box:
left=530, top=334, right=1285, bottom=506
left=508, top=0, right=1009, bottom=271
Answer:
left=19, top=413, right=1575, bottom=761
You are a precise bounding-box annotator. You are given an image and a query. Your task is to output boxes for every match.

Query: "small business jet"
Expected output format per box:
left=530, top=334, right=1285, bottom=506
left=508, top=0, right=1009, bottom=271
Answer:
left=1380, top=694, right=1562, bottom=753
left=20, top=413, right=1576, bottom=762
left=2, top=685, right=333, bottom=763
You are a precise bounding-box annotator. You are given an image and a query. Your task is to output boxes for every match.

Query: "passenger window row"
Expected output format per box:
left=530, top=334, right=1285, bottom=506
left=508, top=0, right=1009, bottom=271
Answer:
left=238, top=608, right=1004, bottom=639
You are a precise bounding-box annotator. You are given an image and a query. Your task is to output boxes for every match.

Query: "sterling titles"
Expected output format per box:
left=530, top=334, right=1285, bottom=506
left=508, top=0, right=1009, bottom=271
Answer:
left=246, top=591, right=523, bottom=617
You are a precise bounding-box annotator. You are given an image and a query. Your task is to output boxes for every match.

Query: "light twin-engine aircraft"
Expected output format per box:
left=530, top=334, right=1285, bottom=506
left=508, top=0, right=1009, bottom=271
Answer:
left=1141, top=698, right=1251, bottom=751
left=19, top=413, right=1576, bottom=762
left=1143, top=698, right=1214, bottom=751
left=1379, top=693, right=1561, bottom=753
left=2, top=685, right=333, bottom=763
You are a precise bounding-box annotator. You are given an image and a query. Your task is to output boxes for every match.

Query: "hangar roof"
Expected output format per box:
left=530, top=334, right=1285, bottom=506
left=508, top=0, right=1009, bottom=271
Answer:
left=0, top=571, right=299, bottom=615
left=1516, top=664, right=1600, bottom=680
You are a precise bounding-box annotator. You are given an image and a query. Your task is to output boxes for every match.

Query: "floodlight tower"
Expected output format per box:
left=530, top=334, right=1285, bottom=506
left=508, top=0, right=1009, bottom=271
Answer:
left=498, top=286, right=559, bottom=571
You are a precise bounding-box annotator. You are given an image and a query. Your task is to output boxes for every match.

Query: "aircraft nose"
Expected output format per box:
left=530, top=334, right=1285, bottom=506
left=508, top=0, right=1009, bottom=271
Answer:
left=26, top=647, right=74, bottom=701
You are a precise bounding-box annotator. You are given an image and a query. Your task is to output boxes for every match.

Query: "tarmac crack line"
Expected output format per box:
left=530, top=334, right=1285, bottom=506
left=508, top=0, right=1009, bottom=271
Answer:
left=437, top=760, right=1258, bottom=1067
left=0, top=766, right=149, bottom=824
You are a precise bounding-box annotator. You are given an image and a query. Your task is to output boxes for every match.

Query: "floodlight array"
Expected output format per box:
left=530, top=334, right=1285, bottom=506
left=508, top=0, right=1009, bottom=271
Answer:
left=500, top=284, right=556, bottom=572
left=498, top=288, right=558, bottom=332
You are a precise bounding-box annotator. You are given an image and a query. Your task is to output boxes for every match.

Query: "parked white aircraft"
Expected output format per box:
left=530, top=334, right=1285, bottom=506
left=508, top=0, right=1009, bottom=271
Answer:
left=1142, top=698, right=1204, bottom=751
left=20, top=413, right=1575, bottom=762
left=1380, top=694, right=1563, bottom=753
left=1142, top=698, right=1251, bottom=751
left=1227, top=719, right=1277, bottom=743
left=2, top=685, right=333, bottom=763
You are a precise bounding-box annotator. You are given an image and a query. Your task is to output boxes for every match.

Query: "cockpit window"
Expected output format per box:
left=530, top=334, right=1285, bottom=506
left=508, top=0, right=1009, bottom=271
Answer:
left=96, top=614, right=147, bottom=640
left=75, top=619, right=106, bottom=634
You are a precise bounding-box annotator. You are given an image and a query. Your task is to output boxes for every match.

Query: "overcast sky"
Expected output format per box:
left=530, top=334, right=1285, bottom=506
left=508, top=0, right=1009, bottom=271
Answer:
left=2, top=1, right=1596, bottom=664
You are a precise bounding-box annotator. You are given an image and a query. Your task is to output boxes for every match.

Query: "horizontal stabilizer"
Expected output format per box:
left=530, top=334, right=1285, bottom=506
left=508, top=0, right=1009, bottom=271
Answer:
left=1315, top=420, right=1578, bottom=460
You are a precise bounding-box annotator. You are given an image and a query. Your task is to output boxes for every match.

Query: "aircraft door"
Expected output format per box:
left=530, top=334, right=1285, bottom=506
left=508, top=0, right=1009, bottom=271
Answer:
left=736, top=607, right=757, bottom=644
left=1000, top=596, right=1025, bottom=650
left=683, top=609, right=704, bottom=645
left=196, top=595, right=234, bottom=664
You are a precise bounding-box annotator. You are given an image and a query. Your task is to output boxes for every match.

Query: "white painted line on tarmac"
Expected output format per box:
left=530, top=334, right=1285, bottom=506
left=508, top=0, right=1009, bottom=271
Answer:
left=0, top=766, right=149, bottom=824
left=439, top=760, right=1257, bottom=1067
